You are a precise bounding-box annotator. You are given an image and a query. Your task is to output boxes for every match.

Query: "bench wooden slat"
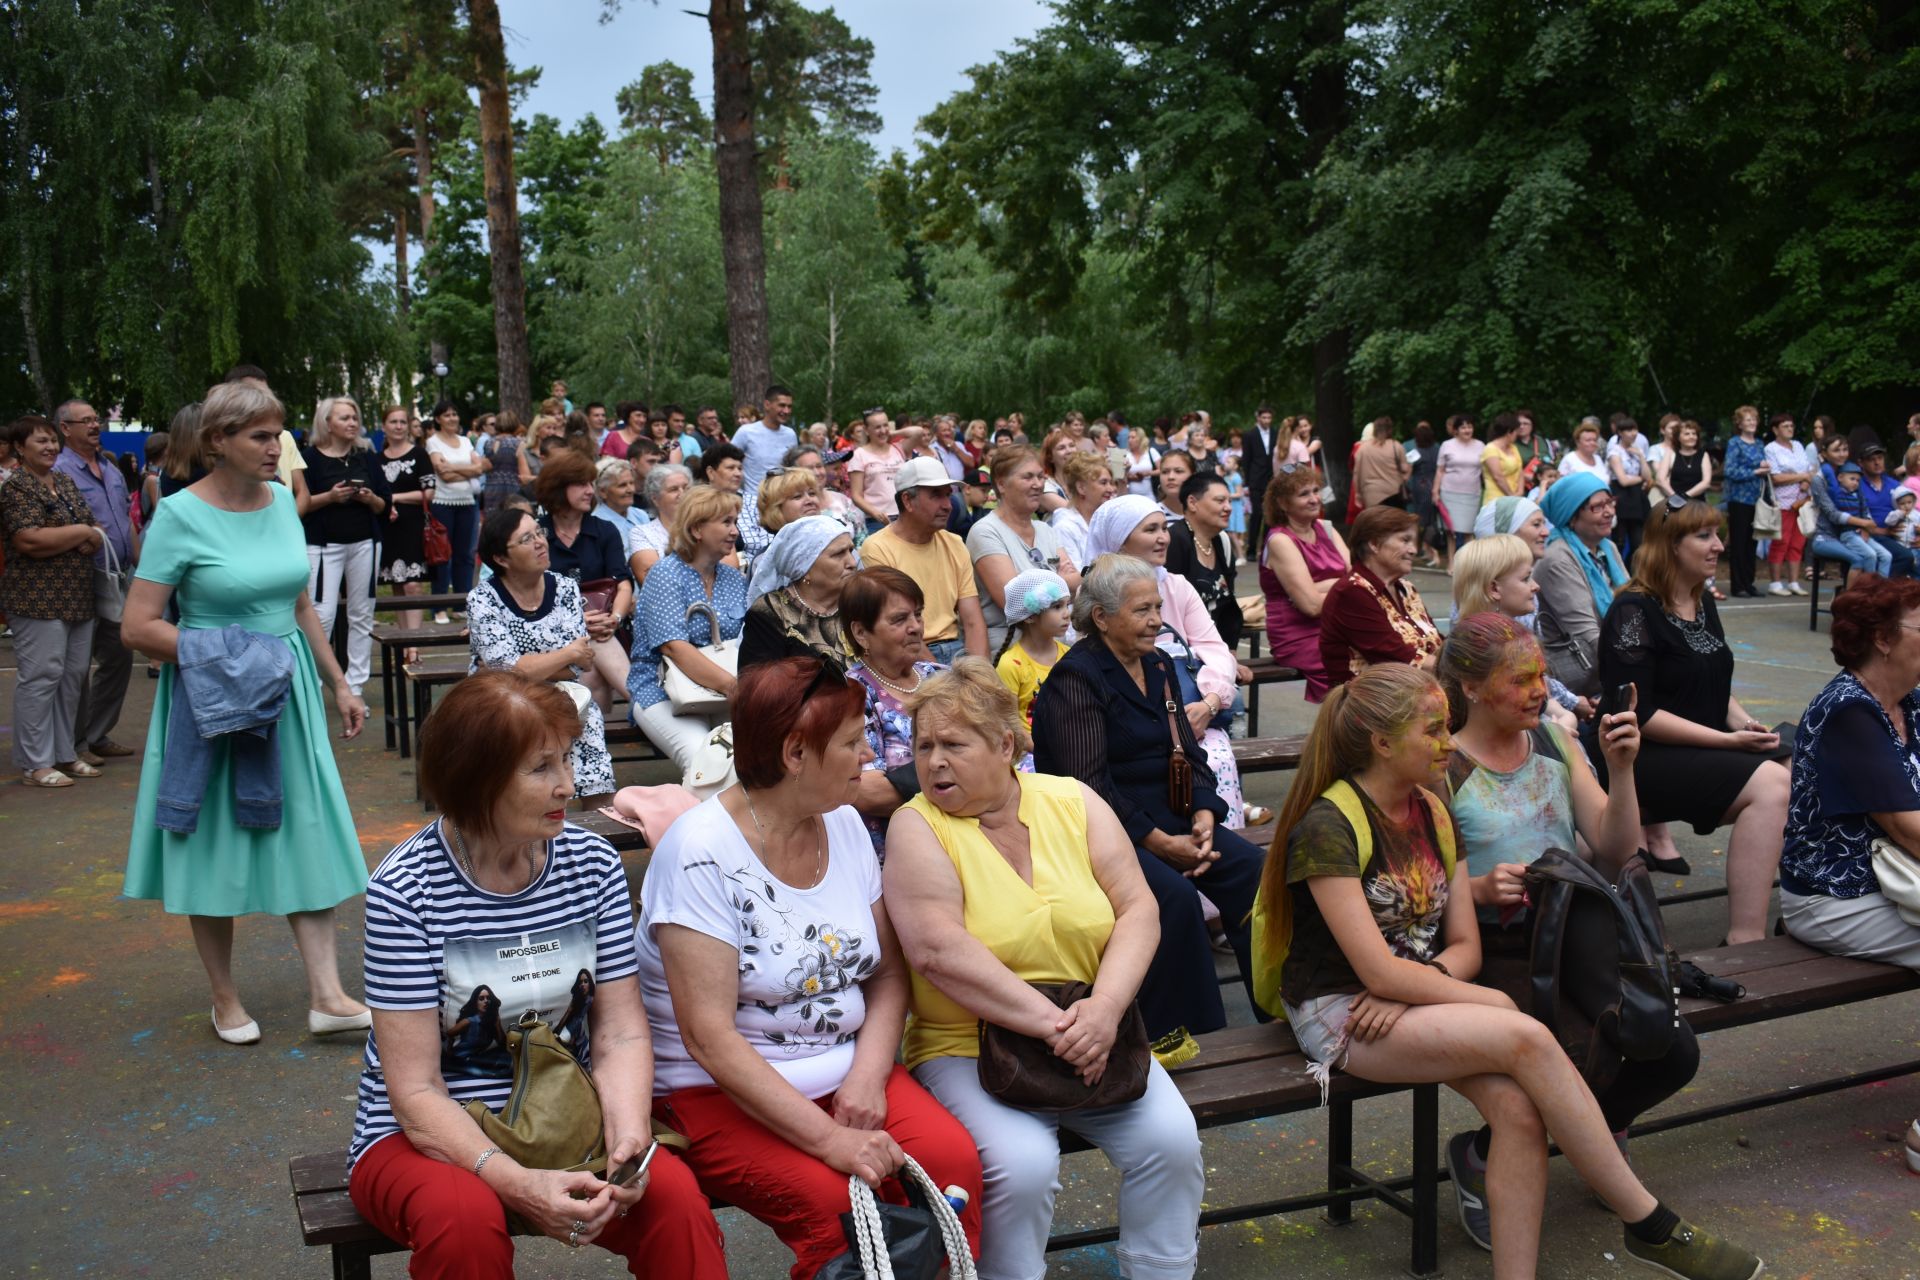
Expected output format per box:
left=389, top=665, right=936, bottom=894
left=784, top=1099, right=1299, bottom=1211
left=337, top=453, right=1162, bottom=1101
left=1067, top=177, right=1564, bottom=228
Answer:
left=289, top=1151, right=351, bottom=1195
left=1232, top=735, right=1305, bottom=773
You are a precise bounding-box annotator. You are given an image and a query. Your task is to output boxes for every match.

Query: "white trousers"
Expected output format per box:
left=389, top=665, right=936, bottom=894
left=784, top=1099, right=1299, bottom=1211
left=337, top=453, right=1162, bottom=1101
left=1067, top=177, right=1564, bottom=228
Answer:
left=635, top=700, right=729, bottom=799
left=1782, top=889, right=1920, bottom=970
left=914, top=1055, right=1204, bottom=1280
left=307, top=539, right=378, bottom=690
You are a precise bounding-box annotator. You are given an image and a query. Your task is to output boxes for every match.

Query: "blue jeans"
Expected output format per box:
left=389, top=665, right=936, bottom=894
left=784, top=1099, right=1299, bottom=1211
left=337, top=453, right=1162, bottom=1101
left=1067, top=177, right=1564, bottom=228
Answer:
left=927, top=636, right=965, bottom=664
left=1872, top=535, right=1917, bottom=579
left=429, top=501, right=479, bottom=594
left=1810, top=531, right=1891, bottom=576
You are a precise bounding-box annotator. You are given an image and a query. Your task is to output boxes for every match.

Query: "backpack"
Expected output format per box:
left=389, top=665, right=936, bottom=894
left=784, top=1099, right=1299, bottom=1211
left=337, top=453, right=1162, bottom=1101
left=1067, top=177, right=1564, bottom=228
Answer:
left=1523, top=847, right=1681, bottom=1092
left=1250, top=779, right=1456, bottom=1019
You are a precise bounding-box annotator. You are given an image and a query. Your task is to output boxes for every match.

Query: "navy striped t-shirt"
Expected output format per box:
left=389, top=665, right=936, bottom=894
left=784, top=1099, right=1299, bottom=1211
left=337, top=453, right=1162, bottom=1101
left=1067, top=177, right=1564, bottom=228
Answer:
left=348, top=819, right=639, bottom=1169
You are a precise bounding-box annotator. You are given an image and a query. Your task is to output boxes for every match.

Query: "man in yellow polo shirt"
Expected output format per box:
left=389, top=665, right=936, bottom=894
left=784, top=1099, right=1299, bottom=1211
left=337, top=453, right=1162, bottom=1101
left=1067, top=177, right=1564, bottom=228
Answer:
left=859, top=457, right=987, bottom=662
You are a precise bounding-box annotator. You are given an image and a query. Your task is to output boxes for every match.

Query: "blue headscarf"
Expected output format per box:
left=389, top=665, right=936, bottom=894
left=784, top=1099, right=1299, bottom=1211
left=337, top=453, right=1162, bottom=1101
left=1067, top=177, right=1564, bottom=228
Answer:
left=746, top=515, right=856, bottom=604
left=1540, top=472, right=1627, bottom=615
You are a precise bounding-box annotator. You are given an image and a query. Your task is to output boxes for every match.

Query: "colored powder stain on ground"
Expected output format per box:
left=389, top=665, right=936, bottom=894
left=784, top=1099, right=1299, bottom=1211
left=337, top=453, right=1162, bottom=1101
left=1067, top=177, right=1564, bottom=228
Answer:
left=149, top=1170, right=197, bottom=1200
left=0, top=900, right=60, bottom=924
left=50, top=967, right=89, bottom=987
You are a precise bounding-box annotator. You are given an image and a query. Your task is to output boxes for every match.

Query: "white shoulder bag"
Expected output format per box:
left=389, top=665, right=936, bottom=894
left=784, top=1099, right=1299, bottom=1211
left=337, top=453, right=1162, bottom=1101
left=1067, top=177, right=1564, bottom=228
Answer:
left=1869, top=838, right=1920, bottom=927
left=94, top=534, right=130, bottom=624
left=660, top=601, right=739, bottom=717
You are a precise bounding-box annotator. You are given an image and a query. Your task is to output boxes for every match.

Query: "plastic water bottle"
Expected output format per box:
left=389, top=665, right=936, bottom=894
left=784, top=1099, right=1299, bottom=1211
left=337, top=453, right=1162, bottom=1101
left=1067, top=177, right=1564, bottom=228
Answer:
left=943, top=1185, right=970, bottom=1215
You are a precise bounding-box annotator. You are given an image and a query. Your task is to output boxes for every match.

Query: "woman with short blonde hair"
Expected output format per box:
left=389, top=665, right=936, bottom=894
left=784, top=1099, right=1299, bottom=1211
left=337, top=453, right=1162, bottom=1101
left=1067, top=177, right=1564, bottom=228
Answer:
left=1451, top=534, right=1534, bottom=619
left=629, top=484, right=747, bottom=791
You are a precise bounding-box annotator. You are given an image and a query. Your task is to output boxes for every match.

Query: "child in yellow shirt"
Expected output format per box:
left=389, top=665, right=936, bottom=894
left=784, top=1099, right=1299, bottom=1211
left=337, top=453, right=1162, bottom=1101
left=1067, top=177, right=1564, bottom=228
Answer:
left=993, top=568, right=1072, bottom=724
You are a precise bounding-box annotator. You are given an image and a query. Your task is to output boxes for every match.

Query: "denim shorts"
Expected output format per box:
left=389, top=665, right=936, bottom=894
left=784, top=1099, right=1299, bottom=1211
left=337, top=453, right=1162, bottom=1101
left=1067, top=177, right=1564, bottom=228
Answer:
left=1282, top=992, right=1357, bottom=1071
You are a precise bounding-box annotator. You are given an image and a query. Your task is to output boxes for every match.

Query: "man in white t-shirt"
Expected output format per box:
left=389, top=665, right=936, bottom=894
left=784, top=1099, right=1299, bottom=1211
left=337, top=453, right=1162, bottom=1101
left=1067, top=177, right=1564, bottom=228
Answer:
left=734, top=384, right=799, bottom=498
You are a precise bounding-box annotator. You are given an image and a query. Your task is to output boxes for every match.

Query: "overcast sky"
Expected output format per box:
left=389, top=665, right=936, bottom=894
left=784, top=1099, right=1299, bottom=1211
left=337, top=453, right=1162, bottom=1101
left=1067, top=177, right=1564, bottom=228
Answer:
left=496, top=0, right=1055, bottom=157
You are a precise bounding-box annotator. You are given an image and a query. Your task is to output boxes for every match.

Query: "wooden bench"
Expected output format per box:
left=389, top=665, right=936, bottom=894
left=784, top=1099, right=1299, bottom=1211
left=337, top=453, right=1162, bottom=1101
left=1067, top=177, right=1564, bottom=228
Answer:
left=1242, top=657, right=1303, bottom=737
left=376, top=622, right=469, bottom=752
left=289, top=936, right=1920, bottom=1277
left=371, top=591, right=467, bottom=616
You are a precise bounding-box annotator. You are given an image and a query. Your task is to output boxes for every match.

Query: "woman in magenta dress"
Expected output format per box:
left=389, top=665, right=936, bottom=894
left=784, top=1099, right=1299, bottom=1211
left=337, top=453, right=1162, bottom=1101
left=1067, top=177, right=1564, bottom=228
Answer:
left=1260, top=466, right=1351, bottom=701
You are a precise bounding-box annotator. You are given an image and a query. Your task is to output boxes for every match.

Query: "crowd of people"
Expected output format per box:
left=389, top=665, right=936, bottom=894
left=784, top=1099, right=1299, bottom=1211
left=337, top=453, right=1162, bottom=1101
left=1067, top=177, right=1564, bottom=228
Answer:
left=14, top=372, right=1920, bottom=1280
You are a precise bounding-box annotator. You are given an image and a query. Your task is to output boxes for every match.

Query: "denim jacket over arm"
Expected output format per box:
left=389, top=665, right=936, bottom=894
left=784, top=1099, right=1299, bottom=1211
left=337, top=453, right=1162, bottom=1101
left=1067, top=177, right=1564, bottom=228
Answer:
left=155, top=625, right=295, bottom=834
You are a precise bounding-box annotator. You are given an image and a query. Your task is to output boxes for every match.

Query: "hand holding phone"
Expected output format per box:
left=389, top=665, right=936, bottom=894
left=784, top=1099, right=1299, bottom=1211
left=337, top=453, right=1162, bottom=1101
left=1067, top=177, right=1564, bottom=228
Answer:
left=606, top=1139, right=659, bottom=1191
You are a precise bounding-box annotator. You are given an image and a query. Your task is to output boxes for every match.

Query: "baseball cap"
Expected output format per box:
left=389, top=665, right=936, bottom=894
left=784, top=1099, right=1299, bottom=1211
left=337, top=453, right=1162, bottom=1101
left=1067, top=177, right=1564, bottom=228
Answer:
left=1840, top=461, right=1862, bottom=474
left=1860, top=441, right=1887, bottom=457
left=894, top=456, right=965, bottom=500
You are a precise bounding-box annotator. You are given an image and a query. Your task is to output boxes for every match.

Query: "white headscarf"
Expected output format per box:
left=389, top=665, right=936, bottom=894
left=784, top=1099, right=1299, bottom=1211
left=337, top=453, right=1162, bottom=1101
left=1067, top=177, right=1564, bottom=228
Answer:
left=746, top=515, right=855, bottom=604
left=1472, top=494, right=1546, bottom=540
left=1083, top=495, right=1164, bottom=568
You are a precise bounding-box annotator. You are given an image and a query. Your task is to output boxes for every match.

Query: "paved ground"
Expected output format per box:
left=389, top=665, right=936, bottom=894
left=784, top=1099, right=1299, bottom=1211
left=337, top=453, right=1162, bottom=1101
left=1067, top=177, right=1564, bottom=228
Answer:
left=0, top=571, right=1915, bottom=1278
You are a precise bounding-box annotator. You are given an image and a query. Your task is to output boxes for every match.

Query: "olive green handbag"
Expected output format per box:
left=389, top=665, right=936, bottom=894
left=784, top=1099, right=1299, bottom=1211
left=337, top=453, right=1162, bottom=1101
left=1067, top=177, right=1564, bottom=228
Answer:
left=465, top=1010, right=608, bottom=1180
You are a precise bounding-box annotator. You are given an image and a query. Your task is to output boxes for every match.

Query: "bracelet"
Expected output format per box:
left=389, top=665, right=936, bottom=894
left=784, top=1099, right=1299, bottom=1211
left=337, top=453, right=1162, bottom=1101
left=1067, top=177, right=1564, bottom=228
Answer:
left=473, top=1146, right=502, bottom=1178
left=1427, top=959, right=1452, bottom=978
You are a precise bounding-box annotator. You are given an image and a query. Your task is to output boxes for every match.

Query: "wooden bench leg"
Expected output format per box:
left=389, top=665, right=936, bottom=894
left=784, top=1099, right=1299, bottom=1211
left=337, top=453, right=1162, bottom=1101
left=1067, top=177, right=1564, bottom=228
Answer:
left=381, top=644, right=398, bottom=751
left=1324, top=1096, right=1354, bottom=1226
left=332, top=1243, right=373, bottom=1280
left=1409, top=1083, right=1440, bottom=1278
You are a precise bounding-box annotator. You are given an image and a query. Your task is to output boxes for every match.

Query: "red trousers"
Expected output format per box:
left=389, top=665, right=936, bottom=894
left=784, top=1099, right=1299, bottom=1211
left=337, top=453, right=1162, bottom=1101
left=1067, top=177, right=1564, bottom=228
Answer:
left=349, top=1132, right=727, bottom=1280
left=659, top=1063, right=984, bottom=1280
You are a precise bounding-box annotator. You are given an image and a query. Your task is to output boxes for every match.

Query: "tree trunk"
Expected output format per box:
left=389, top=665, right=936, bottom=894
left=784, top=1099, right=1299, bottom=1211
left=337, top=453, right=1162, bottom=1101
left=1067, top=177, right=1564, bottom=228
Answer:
left=709, top=0, right=772, bottom=411
left=413, top=105, right=436, bottom=264
left=1300, top=0, right=1353, bottom=493
left=394, top=208, right=410, bottom=316
left=469, top=0, right=531, bottom=419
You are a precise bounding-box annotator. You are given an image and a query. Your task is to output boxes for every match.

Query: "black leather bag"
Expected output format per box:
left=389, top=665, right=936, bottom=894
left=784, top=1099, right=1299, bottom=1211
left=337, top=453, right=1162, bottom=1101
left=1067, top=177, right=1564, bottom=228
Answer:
left=1524, top=848, right=1681, bottom=1091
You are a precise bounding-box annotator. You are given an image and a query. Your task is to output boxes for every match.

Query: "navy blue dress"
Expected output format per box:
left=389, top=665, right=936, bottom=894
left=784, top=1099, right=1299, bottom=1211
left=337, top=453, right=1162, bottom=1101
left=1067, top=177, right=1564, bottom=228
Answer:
left=1031, top=635, right=1264, bottom=1040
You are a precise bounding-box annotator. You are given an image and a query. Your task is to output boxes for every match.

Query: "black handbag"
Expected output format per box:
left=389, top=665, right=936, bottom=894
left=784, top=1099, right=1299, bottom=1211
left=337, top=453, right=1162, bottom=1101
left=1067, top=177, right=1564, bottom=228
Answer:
left=815, top=1155, right=975, bottom=1280
left=1524, top=848, right=1683, bottom=1091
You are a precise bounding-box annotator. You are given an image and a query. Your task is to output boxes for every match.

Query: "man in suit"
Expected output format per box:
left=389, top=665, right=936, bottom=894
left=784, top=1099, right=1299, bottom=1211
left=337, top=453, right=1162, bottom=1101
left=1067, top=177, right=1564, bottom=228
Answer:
left=1240, top=403, right=1280, bottom=552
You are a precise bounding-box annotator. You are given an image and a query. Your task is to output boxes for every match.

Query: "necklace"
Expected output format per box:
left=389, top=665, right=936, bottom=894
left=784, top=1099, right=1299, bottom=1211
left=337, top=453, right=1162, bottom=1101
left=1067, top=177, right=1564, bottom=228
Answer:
left=445, top=820, right=539, bottom=888
left=866, top=664, right=923, bottom=698
left=787, top=583, right=837, bottom=618
left=743, top=789, right=824, bottom=886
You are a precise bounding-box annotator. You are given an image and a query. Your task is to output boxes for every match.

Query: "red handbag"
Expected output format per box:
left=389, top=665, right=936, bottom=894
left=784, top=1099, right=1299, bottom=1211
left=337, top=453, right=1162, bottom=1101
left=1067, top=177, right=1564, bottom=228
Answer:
left=424, top=514, right=452, bottom=567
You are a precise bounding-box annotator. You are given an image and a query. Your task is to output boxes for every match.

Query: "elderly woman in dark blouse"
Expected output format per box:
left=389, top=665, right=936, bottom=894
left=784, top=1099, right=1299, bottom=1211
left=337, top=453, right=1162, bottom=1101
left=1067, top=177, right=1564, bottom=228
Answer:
left=739, top=514, right=858, bottom=671
left=1030, top=553, right=1265, bottom=1049
left=1782, top=572, right=1920, bottom=968
left=1319, top=505, right=1443, bottom=690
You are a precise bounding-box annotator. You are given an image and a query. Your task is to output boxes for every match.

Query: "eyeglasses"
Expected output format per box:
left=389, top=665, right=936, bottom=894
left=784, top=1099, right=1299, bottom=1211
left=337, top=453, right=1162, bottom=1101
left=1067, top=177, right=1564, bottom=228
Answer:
left=513, top=529, right=548, bottom=548
left=65, top=416, right=101, bottom=427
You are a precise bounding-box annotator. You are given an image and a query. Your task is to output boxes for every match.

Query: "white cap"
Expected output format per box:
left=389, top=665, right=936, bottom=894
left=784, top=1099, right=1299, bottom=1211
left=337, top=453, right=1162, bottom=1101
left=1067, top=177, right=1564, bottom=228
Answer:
left=894, top=456, right=964, bottom=509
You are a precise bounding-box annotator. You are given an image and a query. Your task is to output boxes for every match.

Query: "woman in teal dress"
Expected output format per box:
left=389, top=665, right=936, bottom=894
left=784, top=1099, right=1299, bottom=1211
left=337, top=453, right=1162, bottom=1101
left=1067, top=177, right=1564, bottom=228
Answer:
left=122, top=381, right=373, bottom=1046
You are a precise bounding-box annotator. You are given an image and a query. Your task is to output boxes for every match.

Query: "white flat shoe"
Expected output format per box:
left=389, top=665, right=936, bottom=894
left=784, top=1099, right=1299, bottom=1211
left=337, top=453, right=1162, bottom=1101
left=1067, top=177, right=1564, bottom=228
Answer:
left=308, top=1007, right=372, bottom=1036
left=212, top=1007, right=261, bottom=1045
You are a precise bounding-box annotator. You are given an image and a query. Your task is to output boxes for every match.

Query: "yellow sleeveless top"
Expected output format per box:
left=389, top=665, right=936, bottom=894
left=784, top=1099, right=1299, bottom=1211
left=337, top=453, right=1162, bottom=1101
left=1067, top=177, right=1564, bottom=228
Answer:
left=900, top=773, right=1116, bottom=1068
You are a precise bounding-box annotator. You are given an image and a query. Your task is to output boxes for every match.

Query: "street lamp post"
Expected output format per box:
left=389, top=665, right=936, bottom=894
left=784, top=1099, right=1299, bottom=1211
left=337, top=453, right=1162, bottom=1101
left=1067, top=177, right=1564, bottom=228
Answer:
left=431, top=360, right=450, bottom=407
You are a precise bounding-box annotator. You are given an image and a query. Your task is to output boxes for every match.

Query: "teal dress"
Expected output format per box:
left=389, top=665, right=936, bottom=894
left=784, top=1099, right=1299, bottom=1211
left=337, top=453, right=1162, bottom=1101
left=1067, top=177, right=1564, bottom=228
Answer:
left=123, top=486, right=368, bottom=916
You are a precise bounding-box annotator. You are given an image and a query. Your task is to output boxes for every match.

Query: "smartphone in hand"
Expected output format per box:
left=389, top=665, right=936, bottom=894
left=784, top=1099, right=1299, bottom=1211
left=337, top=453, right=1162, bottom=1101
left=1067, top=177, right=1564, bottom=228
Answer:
left=606, top=1140, right=660, bottom=1190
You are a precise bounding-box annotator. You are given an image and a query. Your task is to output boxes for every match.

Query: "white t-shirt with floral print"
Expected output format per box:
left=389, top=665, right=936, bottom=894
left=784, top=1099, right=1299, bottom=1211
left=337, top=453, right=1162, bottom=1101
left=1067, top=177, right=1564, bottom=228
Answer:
left=635, top=796, right=882, bottom=1099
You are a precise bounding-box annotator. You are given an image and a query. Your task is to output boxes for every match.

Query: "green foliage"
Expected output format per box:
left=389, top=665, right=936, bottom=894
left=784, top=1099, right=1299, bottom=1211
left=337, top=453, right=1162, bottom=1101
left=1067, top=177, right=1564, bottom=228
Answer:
left=0, top=0, right=409, bottom=421
left=617, top=63, right=713, bottom=170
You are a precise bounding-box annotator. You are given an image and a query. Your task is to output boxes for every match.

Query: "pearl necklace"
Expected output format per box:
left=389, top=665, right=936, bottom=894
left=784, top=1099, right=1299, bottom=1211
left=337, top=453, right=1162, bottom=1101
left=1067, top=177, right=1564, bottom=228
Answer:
left=786, top=584, right=837, bottom=618
left=866, top=665, right=923, bottom=698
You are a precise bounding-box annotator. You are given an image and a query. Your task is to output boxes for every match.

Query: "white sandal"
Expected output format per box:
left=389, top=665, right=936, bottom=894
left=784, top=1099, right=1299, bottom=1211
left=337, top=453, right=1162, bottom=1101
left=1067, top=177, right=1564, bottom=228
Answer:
left=22, top=769, right=74, bottom=788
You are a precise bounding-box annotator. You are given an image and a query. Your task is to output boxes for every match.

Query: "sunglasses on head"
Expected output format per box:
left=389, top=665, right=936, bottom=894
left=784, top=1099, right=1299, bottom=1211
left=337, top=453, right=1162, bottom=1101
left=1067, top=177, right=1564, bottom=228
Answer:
left=1664, top=493, right=1700, bottom=513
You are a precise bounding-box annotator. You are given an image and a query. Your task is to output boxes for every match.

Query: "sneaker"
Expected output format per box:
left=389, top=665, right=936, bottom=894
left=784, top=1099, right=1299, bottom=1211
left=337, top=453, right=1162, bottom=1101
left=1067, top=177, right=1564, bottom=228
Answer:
left=433, top=611, right=451, bottom=625
left=1786, top=582, right=1807, bottom=596
left=1624, top=1220, right=1763, bottom=1279
left=1767, top=582, right=1790, bottom=596
left=1905, top=1119, right=1919, bottom=1174
left=1445, top=1130, right=1493, bottom=1252
left=75, top=749, right=104, bottom=767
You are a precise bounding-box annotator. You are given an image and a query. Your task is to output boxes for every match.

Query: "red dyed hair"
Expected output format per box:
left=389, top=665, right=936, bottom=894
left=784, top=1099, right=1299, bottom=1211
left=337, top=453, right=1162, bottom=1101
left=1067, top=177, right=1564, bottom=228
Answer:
left=418, top=670, right=583, bottom=839
left=731, top=656, right=868, bottom=789
left=1829, top=574, right=1920, bottom=669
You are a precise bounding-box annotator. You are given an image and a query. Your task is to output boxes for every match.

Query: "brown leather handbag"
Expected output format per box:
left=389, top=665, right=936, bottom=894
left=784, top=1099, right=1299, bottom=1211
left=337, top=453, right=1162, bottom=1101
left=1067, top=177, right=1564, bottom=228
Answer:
left=977, top=981, right=1151, bottom=1111
left=1162, top=686, right=1194, bottom=817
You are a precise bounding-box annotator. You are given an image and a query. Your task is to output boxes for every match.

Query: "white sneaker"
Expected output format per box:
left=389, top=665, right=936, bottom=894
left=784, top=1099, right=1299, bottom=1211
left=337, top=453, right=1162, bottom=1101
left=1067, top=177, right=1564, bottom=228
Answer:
left=1768, top=582, right=1791, bottom=596
left=1787, top=582, right=1807, bottom=596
